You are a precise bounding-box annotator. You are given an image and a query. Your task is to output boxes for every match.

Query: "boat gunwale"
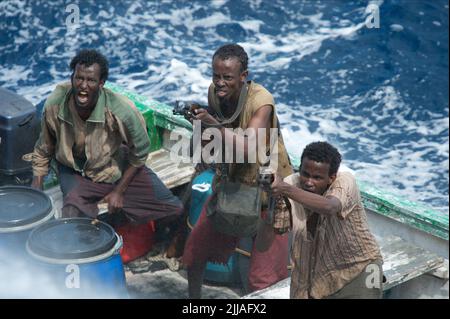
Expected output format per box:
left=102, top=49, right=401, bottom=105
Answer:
left=44, top=82, right=445, bottom=242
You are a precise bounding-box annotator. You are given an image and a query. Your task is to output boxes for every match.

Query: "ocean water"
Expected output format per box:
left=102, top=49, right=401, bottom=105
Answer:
left=0, top=0, right=448, bottom=213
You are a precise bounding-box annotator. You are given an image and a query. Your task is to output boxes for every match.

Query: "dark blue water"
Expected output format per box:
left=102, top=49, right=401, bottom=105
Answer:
left=0, top=0, right=448, bottom=213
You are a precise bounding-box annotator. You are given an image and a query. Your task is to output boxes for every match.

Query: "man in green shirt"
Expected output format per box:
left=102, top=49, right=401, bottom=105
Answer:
left=32, top=49, right=182, bottom=224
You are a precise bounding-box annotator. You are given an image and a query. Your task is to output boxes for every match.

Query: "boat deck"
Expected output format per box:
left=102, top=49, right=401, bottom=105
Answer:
left=43, top=148, right=448, bottom=299
left=44, top=149, right=243, bottom=299
left=124, top=250, right=243, bottom=299
left=243, top=234, right=446, bottom=299
left=145, top=148, right=195, bottom=190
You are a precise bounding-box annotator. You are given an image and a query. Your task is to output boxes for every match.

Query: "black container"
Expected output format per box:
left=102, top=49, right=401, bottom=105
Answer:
left=0, top=171, right=33, bottom=187
left=0, top=87, right=40, bottom=175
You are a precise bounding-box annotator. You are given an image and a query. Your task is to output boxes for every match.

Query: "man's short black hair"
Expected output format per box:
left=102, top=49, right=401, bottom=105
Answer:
left=70, top=49, right=109, bottom=81
left=300, top=141, right=342, bottom=176
left=212, top=44, right=248, bottom=72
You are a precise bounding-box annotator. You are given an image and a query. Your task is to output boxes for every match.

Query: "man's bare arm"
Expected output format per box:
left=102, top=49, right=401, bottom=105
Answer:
left=193, top=104, right=273, bottom=159
left=31, top=175, right=44, bottom=190
left=271, top=175, right=342, bottom=216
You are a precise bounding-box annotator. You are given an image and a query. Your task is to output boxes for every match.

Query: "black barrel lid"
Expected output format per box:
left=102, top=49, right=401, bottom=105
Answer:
left=27, top=218, right=117, bottom=259
left=0, top=186, right=52, bottom=228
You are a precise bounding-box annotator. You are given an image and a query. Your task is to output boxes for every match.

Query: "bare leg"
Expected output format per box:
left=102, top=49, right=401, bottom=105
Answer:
left=165, top=212, right=189, bottom=258
left=187, top=261, right=206, bottom=299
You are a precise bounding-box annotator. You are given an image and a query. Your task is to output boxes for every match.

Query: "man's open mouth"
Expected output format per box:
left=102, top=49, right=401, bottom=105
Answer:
left=216, top=89, right=227, bottom=98
left=77, top=91, right=89, bottom=104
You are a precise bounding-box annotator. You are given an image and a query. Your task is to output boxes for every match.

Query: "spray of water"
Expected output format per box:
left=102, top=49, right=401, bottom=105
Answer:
left=0, top=247, right=127, bottom=299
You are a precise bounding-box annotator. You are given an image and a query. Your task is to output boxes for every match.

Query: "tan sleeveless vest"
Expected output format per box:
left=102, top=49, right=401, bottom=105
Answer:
left=207, top=81, right=293, bottom=188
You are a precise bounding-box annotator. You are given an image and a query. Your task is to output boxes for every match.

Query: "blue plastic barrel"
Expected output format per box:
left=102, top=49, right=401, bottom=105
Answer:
left=188, top=170, right=251, bottom=285
left=26, top=218, right=128, bottom=298
left=0, top=186, right=55, bottom=259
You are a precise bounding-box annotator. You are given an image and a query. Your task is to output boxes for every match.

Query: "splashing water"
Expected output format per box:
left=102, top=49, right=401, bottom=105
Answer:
left=0, top=0, right=448, bottom=213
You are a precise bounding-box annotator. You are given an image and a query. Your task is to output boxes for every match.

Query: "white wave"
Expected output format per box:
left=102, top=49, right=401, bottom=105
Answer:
left=390, top=24, right=404, bottom=32
left=211, top=0, right=228, bottom=9
left=276, top=76, right=448, bottom=213
left=242, top=19, right=366, bottom=70
left=0, top=255, right=124, bottom=298
left=153, top=9, right=231, bottom=36
left=238, top=19, right=264, bottom=33
left=0, top=0, right=447, bottom=213
left=0, top=0, right=31, bottom=18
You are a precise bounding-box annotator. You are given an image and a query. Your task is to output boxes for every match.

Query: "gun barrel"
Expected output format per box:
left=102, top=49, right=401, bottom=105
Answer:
left=266, top=192, right=276, bottom=224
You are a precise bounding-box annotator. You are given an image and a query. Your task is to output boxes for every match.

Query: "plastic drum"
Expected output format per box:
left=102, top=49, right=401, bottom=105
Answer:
left=26, top=218, right=128, bottom=298
left=0, top=186, right=55, bottom=259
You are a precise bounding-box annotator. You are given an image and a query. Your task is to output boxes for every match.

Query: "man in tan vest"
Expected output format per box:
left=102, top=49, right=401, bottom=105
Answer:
left=182, top=44, right=293, bottom=298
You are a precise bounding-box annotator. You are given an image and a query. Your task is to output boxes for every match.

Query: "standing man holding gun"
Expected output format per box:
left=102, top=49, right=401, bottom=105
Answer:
left=256, top=141, right=384, bottom=299
left=182, top=44, right=293, bottom=298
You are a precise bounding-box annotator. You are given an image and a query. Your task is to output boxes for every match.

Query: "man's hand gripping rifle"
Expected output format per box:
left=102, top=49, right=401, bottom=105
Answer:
left=172, top=101, right=206, bottom=121
left=258, top=166, right=276, bottom=225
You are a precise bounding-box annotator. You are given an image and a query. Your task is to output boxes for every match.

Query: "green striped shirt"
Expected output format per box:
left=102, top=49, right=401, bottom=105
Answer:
left=32, top=82, right=150, bottom=183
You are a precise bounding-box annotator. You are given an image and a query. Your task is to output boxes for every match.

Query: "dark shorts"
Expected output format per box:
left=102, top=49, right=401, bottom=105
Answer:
left=59, top=163, right=183, bottom=224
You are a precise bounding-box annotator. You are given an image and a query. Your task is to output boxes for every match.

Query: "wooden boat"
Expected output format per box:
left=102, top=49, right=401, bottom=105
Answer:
left=39, top=83, right=448, bottom=299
